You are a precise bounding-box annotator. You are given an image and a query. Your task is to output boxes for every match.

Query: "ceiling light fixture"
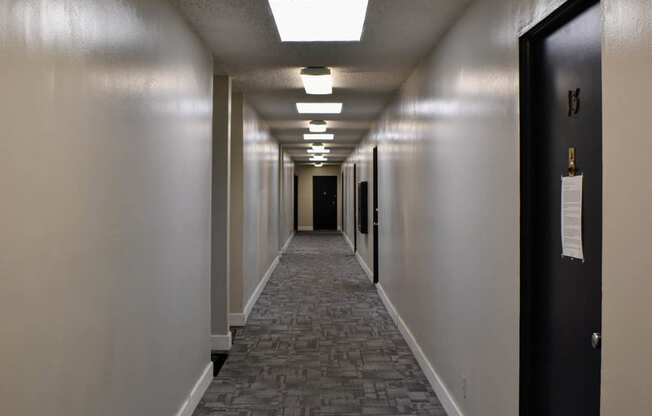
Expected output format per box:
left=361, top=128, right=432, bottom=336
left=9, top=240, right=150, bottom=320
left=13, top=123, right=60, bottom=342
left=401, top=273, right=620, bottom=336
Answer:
left=268, top=0, right=369, bottom=42
left=301, top=68, right=332, bottom=95
left=313, top=163, right=324, bottom=167
left=296, top=103, right=342, bottom=114
left=310, top=155, right=328, bottom=162
left=307, top=148, right=331, bottom=154
left=304, top=133, right=334, bottom=141
left=309, top=120, right=328, bottom=133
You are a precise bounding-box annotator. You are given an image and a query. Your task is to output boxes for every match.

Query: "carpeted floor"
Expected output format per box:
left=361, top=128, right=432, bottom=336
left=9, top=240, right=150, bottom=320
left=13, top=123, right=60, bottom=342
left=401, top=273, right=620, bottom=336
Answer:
left=193, top=232, right=446, bottom=416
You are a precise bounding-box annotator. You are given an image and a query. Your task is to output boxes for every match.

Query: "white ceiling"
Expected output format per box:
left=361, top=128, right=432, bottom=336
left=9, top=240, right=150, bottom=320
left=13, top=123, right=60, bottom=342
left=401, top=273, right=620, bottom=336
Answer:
left=171, top=0, right=472, bottom=163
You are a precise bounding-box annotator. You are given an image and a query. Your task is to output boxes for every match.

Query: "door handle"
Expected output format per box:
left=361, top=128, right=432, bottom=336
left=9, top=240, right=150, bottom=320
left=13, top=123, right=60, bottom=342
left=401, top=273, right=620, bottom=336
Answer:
left=591, top=332, right=601, bottom=349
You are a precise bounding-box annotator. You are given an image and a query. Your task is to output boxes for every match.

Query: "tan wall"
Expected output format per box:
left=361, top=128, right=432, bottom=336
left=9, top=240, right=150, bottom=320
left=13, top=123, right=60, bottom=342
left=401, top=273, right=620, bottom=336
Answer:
left=0, top=1, right=213, bottom=415
left=229, top=93, right=245, bottom=314
left=211, top=76, right=231, bottom=336
left=279, top=150, right=295, bottom=245
left=344, top=0, right=652, bottom=415
left=295, top=165, right=342, bottom=230
left=241, top=102, right=280, bottom=305
left=602, top=0, right=652, bottom=413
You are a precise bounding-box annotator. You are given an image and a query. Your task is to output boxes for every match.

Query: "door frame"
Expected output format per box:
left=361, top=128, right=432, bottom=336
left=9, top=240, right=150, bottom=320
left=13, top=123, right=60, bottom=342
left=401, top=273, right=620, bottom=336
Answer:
left=353, top=164, right=357, bottom=252
left=293, top=175, right=298, bottom=232
left=341, top=172, right=344, bottom=232
left=518, top=1, right=601, bottom=414
left=373, top=147, right=379, bottom=284
left=312, top=175, right=338, bottom=231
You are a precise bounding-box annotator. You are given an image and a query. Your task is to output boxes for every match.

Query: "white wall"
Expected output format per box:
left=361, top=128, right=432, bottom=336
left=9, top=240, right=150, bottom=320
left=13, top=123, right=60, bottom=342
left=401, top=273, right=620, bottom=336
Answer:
left=241, top=102, right=280, bottom=305
left=343, top=0, right=652, bottom=415
left=0, top=0, right=213, bottom=415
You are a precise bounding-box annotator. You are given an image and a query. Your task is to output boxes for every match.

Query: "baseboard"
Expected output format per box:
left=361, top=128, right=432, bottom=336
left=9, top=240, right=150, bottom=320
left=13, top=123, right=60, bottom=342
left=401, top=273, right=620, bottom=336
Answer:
left=376, top=284, right=464, bottom=416
left=210, top=332, right=232, bottom=351
left=230, top=255, right=280, bottom=327
left=298, top=226, right=313, bottom=231
left=174, top=361, right=213, bottom=416
left=342, top=232, right=355, bottom=253
left=280, top=232, right=295, bottom=253
left=228, top=313, right=246, bottom=327
left=355, top=252, right=373, bottom=283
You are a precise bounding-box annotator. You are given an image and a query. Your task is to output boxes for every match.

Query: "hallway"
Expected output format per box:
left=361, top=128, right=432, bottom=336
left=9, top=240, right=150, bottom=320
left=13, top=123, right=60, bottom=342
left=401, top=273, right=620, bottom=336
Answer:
left=194, top=232, right=445, bottom=416
left=3, top=1, right=652, bottom=415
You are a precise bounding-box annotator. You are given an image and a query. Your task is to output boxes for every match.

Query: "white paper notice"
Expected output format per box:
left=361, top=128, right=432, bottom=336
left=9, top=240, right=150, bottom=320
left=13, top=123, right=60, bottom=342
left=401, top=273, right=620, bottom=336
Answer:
left=561, top=175, right=584, bottom=260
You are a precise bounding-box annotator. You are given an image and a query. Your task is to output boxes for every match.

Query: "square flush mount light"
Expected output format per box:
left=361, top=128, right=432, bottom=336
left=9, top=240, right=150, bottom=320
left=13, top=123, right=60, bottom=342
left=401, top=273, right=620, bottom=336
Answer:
left=268, top=0, right=369, bottom=42
left=301, top=67, right=332, bottom=95
left=296, top=103, right=342, bottom=114
left=309, top=120, right=328, bottom=133
left=307, top=148, right=331, bottom=154
left=304, top=133, right=334, bottom=141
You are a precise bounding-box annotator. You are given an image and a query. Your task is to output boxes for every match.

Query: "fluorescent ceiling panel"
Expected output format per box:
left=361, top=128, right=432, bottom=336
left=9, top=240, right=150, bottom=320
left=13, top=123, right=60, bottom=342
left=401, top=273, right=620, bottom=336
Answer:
left=310, top=155, right=328, bottom=162
left=313, top=163, right=324, bottom=167
left=296, top=103, right=342, bottom=114
left=307, top=148, right=331, bottom=154
left=269, top=0, right=369, bottom=42
left=304, top=133, right=334, bottom=141
left=301, top=68, right=332, bottom=95
left=309, top=120, right=328, bottom=133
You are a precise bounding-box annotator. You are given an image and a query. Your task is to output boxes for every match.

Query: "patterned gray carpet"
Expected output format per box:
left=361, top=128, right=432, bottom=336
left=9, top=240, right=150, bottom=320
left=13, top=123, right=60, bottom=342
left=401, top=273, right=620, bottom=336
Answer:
left=193, top=232, right=446, bottom=416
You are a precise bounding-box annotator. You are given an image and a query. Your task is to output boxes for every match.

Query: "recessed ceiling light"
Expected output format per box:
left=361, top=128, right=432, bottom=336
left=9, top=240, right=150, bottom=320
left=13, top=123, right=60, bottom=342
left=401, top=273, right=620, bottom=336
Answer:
left=310, top=155, right=328, bottom=162
left=268, top=0, right=369, bottom=42
left=296, top=103, right=342, bottom=114
left=313, top=163, right=324, bottom=167
left=309, top=120, right=328, bottom=133
left=307, top=148, right=331, bottom=154
left=304, top=133, right=334, bottom=141
left=301, top=68, right=332, bottom=95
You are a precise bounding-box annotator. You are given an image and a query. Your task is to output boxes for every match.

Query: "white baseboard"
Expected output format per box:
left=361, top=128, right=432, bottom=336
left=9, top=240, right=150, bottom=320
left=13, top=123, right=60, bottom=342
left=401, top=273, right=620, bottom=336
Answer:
left=376, top=284, right=463, bottom=416
left=174, top=361, right=213, bottom=416
left=298, top=226, right=313, bottom=231
left=230, top=255, right=280, bottom=327
left=210, top=332, right=232, bottom=351
left=342, top=232, right=355, bottom=253
left=280, top=232, right=295, bottom=253
left=355, top=252, right=373, bottom=283
left=228, top=313, right=246, bottom=326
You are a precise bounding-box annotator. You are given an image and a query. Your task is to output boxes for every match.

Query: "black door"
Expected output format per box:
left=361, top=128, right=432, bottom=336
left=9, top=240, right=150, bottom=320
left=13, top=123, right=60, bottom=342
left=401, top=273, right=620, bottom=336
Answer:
left=313, top=176, right=338, bottom=230
left=373, top=147, right=379, bottom=284
left=342, top=172, right=345, bottom=231
left=520, top=2, right=602, bottom=415
left=294, top=175, right=298, bottom=232
left=353, top=164, right=357, bottom=251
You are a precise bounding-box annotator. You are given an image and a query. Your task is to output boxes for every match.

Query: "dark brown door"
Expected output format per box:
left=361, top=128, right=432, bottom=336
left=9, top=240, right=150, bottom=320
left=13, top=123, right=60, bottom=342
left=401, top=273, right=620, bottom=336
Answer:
left=313, top=176, right=338, bottom=230
left=521, top=2, right=602, bottom=415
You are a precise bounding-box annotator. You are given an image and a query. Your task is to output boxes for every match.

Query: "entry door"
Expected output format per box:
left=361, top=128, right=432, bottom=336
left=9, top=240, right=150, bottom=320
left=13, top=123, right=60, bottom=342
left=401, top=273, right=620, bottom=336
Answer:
left=373, top=147, right=379, bottom=284
left=313, top=176, right=338, bottom=230
left=521, top=2, right=602, bottom=415
left=294, top=175, right=298, bottom=232
left=353, top=165, right=357, bottom=251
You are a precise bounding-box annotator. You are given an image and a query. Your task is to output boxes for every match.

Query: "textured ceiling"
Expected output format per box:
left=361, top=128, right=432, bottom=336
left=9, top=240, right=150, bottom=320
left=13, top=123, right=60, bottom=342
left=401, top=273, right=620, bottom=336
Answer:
left=171, top=0, right=472, bottom=163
